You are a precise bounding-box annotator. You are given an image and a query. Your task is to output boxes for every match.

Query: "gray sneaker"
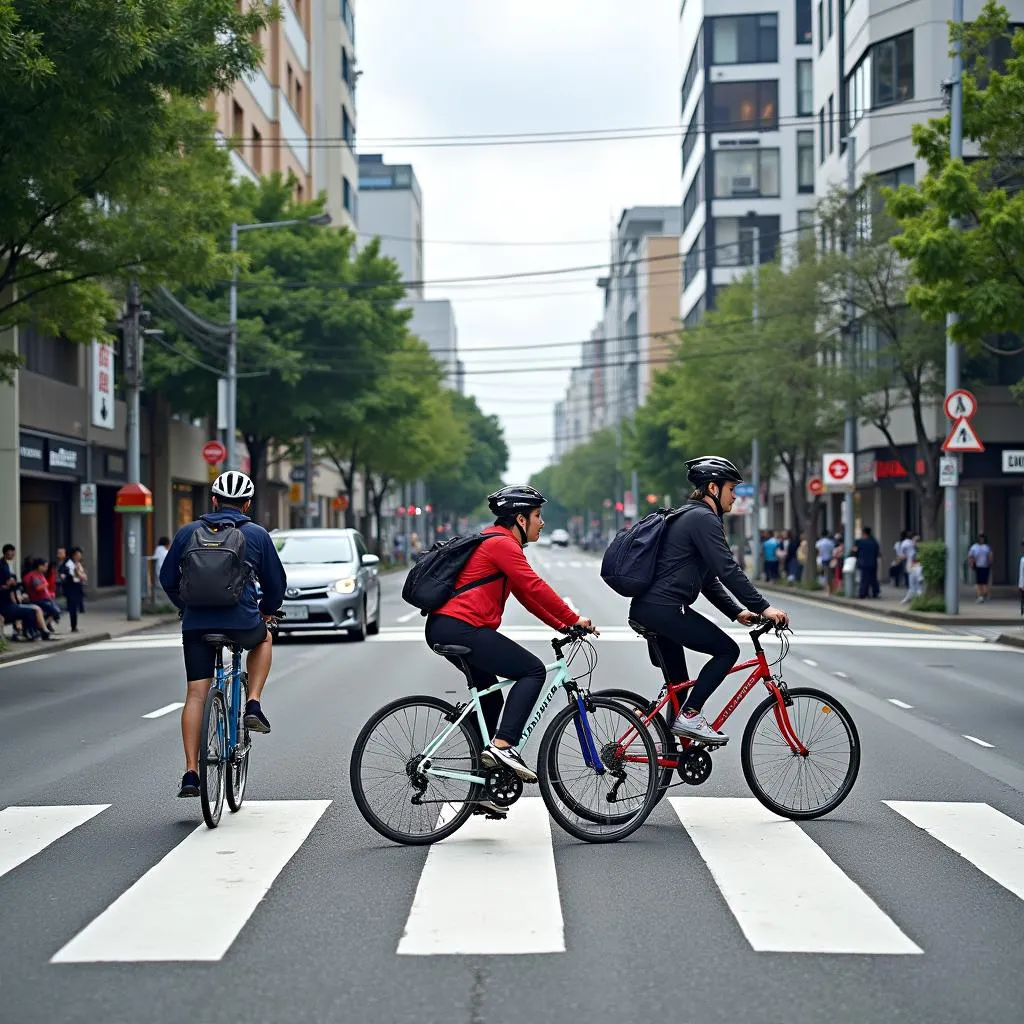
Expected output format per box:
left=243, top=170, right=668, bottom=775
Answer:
left=670, top=711, right=728, bottom=745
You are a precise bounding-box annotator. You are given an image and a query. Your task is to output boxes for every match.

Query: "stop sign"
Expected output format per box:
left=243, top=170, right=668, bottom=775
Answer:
left=202, top=440, right=227, bottom=465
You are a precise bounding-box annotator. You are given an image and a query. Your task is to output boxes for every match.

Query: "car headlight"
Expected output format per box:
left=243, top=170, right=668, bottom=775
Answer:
left=333, top=578, right=357, bottom=594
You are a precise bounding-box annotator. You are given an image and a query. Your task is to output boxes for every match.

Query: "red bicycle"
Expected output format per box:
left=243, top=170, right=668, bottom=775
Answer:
left=596, top=618, right=860, bottom=821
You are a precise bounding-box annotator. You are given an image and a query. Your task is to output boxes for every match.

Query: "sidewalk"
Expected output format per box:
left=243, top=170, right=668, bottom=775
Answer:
left=0, top=593, right=180, bottom=666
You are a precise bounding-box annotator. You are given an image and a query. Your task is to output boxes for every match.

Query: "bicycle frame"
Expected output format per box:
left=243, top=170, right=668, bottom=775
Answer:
left=213, top=645, right=243, bottom=753
left=414, top=652, right=605, bottom=787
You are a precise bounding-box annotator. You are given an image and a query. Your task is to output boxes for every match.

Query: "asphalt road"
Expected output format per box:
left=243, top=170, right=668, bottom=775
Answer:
left=1, top=548, right=1023, bottom=1024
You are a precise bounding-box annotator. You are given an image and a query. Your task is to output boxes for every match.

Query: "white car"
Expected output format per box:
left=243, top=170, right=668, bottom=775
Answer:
left=549, top=529, right=570, bottom=547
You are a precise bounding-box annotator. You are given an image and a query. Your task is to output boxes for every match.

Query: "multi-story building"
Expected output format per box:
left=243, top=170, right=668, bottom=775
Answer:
left=812, top=0, right=1024, bottom=585
left=679, top=0, right=816, bottom=327
left=357, top=154, right=424, bottom=296
left=601, top=207, right=682, bottom=426
left=552, top=325, right=607, bottom=460
left=311, top=0, right=359, bottom=229
left=209, top=0, right=315, bottom=201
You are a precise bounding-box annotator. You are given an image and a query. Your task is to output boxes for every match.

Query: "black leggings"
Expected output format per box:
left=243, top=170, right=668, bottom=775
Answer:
left=64, top=583, right=85, bottom=630
left=426, top=615, right=547, bottom=746
left=629, top=601, right=740, bottom=714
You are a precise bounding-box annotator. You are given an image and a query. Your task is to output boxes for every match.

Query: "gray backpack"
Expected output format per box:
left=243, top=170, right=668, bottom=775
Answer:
left=177, top=517, right=251, bottom=608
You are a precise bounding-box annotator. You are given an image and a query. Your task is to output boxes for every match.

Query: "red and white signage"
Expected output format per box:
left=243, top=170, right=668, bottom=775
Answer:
left=91, top=340, right=115, bottom=431
left=822, top=452, right=854, bottom=489
left=808, top=476, right=824, bottom=496
left=942, top=388, right=984, bottom=453
left=202, top=440, right=227, bottom=466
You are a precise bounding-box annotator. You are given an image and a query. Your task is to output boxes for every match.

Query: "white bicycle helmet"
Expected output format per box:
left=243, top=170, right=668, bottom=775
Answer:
left=211, top=470, right=255, bottom=501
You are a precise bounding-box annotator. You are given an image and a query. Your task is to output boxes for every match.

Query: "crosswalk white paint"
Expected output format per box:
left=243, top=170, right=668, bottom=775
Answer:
left=51, top=800, right=330, bottom=962
left=0, top=805, right=109, bottom=880
left=669, top=797, right=922, bottom=954
left=886, top=801, right=1024, bottom=901
left=141, top=702, right=184, bottom=719
left=397, top=798, right=563, bottom=956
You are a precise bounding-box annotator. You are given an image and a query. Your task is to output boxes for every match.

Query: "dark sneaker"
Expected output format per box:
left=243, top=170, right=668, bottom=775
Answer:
left=472, top=800, right=508, bottom=819
left=177, top=771, right=200, bottom=798
left=481, top=744, right=537, bottom=783
left=244, top=699, right=271, bottom=734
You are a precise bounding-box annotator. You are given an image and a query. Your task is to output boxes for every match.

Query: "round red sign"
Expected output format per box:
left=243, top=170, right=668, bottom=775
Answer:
left=202, top=440, right=227, bottom=466
left=827, top=458, right=849, bottom=481
left=808, top=476, right=824, bottom=496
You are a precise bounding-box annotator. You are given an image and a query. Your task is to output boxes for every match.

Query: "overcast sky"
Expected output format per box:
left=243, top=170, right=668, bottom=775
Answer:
left=356, top=0, right=681, bottom=485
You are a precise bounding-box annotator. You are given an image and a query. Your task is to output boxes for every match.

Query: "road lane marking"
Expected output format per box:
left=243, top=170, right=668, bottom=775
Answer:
left=834, top=671, right=850, bottom=678
left=886, top=802, right=1024, bottom=900
left=0, top=653, right=55, bottom=669
left=802, top=658, right=819, bottom=667
left=0, top=805, right=109, bottom=880
left=569, top=561, right=582, bottom=568
left=888, top=699, right=914, bottom=709
left=142, top=702, right=184, bottom=719
left=396, top=610, right=419, bottom=623
left=397, top=797, right=563, bottom=956
left=51, top=800, right=330, bottom=962
left=670, top=797, right=921, bottom=954
left=962, top=734, right=995, bottom=748
left=752, top=589, right=941, bottom=631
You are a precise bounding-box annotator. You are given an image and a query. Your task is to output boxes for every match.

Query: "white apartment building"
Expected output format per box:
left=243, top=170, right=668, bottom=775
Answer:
left=398, top=299, right=464, bottom=393
left=679, top=0, right=817, bottom=327
left=311, top=0, right=359, bottom=229
left=357, top=154, right=424, bottom=296
left=812, top=0, right=1024, bottom=585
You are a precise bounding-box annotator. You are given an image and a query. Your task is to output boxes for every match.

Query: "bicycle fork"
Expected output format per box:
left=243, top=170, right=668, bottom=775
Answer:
left=570, top=692, right=606, bottom=775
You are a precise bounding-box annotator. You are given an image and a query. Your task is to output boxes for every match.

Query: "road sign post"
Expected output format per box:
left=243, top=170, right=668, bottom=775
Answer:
left=941, top=387, right=981, bottom=614
left=822, top=453, right=854, bottom=490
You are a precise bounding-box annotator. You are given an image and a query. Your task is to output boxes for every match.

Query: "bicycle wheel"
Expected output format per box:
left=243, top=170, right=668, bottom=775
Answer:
left=741, top=686, right=860, bottom=820
left=593, top=688, right=676, bottom=803
left=538, top=696, right=660, bottom=843
left=227, top=671, right=250, bottom=813
left=350, top=695, right=484, bottom=846
left=199, top=688, right=227, bottom=829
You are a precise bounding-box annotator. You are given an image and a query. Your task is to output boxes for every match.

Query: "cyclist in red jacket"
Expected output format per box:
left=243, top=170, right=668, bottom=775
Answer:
left=426, top=486, right=596, bottom=815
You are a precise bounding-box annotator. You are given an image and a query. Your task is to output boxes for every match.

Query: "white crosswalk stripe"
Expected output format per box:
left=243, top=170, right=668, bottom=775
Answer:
left=3, top=798, right=1024, bottom=963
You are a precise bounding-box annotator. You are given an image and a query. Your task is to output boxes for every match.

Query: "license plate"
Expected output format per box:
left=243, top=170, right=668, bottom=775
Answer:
left=283, top=604, right=309, bottom=621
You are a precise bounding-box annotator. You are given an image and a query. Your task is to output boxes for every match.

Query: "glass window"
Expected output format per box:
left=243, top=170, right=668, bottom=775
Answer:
left=684, top=227, right=705, bottom=288
left=818, top=106, right=825, bottom=164
left=797, top=208, right=816, bottom=246
left=274, top=535, right=355, bottom=564
left=681, top=35, right=703, bottom=113
left=683, top=167, right=704, bottom=229
left=710, top=14, right=778, bottom=65
left=846, top=52, right=870, bottom=126
left=342, top=106, right=355, bottom=148
left=683, top=295, right=706, bottom=329
left=715, top=216, right=780, bottom=267
left=682, top=95, right=703, bottom=171
left=709, top=80, right=778, bottom=131
left=796, top=0, right=813, bottom=44
left=873, top=32, right=914, bottom=107
left=712, top=149, right=780, bottom=197
left=828, top=94, right=834, bottom=153
left=797, top=130, right=815, bottom=191
left=343, top=176, right=353, bottom=212
left=797, top=59, right=813, bottom=115
left=827, top=0, right=833, bottom=39
left=817, top=1, right=824, bottom=53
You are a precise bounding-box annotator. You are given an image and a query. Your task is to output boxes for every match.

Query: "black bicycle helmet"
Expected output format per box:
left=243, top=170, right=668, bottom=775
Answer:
left=487, top=484, right=547, bottom=517
left=686, top=456, right=743, bottom=488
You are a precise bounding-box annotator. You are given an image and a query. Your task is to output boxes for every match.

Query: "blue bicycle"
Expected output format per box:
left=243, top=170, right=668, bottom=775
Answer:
left=349, top=626, right=660, bottom=844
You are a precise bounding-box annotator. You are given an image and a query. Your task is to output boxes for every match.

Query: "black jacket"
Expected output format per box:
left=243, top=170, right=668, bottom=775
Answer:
left=632, top=501, right=770, bottom=618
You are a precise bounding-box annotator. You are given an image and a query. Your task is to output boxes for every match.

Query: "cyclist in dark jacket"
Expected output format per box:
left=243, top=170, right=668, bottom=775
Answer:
left=160, top=470, right=287, bottom=798
left=630, top=456, right=788, bottom=745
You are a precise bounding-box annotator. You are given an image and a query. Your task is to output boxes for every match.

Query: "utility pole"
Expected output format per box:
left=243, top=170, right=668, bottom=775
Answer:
left=843, top=134, right=858, bottom=598
left=124, top=282, right=142, bottom=621
left=945, top=0, right=965, bottom=615
left=750, top=218, right=762, bottom=582
left=303, top=433, right=314, bottom=528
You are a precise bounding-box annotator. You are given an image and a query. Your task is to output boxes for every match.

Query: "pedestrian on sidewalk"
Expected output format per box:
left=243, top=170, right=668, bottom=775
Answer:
left=855, top=527, right=881, bottom=599
left=815, top=530, right=835, bottom=594
left=23, top=558, right=60, bottom=630
left=901, top=553, right=925, bottom=605
left=148, top=537, right=170, bottom=604
left=62, top=547, right=87, bottom=632
left=762, top=531, right=780, bottom=582
left=968, top=534, right=994, bottom=603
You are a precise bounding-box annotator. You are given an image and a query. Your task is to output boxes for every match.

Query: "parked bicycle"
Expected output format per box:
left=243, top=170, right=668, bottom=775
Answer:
left=595, top=618, right=860, bottom=823
left=349, top=625, right=661, bottom=845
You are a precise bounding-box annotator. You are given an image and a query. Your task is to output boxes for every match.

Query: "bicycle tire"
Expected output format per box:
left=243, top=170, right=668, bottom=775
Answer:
left=592, top=688, right=676, bottom=802
left=350, top=695, right=483, bottom=846
left=200, top=688, right=227, bottom=829
left=741, top=686, right=860, bottom=820
left=538, top=697, right=661, bottom=843
left=227, top=671, right=250, bottom=813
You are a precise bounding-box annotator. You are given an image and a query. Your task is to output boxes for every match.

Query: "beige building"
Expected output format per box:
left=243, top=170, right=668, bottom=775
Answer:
left=637, top=234, right=683, bottom=401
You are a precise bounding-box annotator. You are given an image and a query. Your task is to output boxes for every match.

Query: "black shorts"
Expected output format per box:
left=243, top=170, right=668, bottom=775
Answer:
left=182, top=624, right=268, bottom=681
left=975, top=566, right=991, bottom=585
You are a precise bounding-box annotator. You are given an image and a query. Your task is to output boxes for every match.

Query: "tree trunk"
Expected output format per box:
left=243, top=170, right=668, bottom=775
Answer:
left=243, top=434, right=271, bottom=526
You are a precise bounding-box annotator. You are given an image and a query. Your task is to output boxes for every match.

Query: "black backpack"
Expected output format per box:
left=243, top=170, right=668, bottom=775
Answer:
left=600, top=505, right=696, bottom=597
left=177, top=517, right=251, bottom=608
left=402, top=533, right=503, bottom=615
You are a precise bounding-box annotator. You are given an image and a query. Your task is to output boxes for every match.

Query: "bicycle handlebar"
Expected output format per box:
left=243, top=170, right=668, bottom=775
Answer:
left=551, top=624, right=594, bottom=656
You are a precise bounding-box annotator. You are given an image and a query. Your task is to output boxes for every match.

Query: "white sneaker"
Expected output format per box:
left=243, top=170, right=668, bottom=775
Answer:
left=670, top=711, right=728, bottom=745
left=473, top=800, right=509, bottom=819
left=481, top=743, right=538, bottom=782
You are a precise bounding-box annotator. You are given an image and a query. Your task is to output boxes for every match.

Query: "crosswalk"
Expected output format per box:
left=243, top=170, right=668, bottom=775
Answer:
left=80, top=627, right=1019, bottom=653
left=2, top=797, right=1023, bottom=964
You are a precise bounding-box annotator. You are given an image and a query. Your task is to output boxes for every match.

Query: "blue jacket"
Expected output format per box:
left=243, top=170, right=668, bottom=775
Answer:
left=160, top=510, right=287, bottom=631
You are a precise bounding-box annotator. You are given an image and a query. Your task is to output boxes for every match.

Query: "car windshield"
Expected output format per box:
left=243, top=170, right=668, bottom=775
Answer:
left=274, top=536, right=354, bottom=564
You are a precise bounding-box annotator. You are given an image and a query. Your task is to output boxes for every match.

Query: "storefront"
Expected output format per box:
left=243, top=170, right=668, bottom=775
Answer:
left=17, top=430, right=85, bottom=565
left=172, top=480, right=210, bottom=530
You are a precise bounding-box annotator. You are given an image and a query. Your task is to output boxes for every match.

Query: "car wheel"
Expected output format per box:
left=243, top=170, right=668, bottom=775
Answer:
left=349, top=599, right=368, bottom=642
left=367, top=590, right=381, bottom=636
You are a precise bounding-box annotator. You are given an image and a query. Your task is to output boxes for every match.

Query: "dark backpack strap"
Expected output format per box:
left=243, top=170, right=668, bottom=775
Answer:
left=451, top=571, right=504, bottom=598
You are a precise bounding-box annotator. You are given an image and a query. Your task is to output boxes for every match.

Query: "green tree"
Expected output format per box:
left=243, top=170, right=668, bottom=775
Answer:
left=0, top=0, right=275, bottom=377
left=626, top=381, right=686, bottom=502
left=146, top=175, right=409, bottom=521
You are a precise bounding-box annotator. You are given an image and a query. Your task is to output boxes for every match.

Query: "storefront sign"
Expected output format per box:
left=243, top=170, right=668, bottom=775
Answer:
left=47, top=440, right=85, bottom=476
left=18, top=431, right=45, bottom=471
left=91, top=340, right=116, bottom=431
left=1002, top=450, right=1024, bottom=473
left=79, top=483, right=97, bottom=515
left=102, top=450, right=126, bottom=481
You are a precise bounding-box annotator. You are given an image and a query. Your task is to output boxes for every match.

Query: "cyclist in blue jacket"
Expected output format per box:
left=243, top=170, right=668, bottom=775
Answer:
left=160, top=471, right=287, bottom=798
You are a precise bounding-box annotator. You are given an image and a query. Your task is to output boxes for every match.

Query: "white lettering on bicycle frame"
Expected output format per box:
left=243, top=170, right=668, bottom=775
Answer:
left=520, top=673, right=566, bottom=746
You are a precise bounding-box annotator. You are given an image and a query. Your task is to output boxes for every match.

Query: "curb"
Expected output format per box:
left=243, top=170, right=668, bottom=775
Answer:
left=757, top=582, right=1024, bottom=627
left=0, top=614, right=179, bottom=667
left=996, top=632, right=1024, bottom=649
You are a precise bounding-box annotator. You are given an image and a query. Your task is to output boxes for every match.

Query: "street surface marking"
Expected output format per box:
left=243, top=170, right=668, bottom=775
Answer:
left=51, top=800, right=330, bottom=962
left=963, top=735, right=995, bottom=748
left=834, top=671, right=850, bottom=678
left=670, top=797, right=921, bottom=954
left=802, top=658, right=818, bottom=667
left=754, top=589, right=940, bottom=631
left=0, top=654, right=54, bottom=670
left=142, top=702, right=184, bottom=719
left=569, top=561, right=582, bottom=568
left=886, top=802, right=1024, bottom=900
left=0, top=805, right=109, bottom=880
left=396, top=610, right=419, bottom=624
left=397, top=797, right=563, bottom=956
left=888, top=699, right=914, bottom=709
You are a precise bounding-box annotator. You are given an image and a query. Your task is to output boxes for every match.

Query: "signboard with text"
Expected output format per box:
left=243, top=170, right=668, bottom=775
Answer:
left=91, top=340, right=115, bottom=430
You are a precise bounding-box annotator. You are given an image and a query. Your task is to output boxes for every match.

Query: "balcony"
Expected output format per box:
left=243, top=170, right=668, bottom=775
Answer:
left=283, top=1, right=308, bottom=69
left=276, top=90, right=310, bottom=174
left=243, top=67, right=275, bottom=123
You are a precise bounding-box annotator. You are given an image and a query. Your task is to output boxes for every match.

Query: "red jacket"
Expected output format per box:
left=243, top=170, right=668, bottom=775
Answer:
left=434, top=526, right=578, bottom=631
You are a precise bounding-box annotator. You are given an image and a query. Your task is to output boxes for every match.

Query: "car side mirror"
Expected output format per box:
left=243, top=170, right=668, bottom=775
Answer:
left=361, top=553, right=380, bottom=566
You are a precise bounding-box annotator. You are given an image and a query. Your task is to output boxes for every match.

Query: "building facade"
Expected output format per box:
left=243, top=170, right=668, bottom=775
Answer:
left=399, top=299, right=463, bottom=393
left=357, top=154, right=424, bottom=295
left=679, top=0, right=816, bottom=327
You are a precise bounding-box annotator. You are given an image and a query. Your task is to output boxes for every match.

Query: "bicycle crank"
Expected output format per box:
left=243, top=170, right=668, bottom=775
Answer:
left=677, top=748, right=713, bottom=786
left=484, top=767, right=523, bottom=807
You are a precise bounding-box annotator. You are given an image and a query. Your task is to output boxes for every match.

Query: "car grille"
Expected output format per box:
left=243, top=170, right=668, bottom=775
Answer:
left=284, top=585, right=332, bottom=600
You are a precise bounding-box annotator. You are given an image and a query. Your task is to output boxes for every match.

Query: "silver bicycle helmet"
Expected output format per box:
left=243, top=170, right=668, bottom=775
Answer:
left=211, top=470, right=255, bottom=501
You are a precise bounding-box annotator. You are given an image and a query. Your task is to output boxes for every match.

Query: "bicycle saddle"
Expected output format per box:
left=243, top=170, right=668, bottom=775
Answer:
left=433, top=643, right=471, bottom=657
left=627, top=618, right=658, bottom=640
left=202, top=633, right=234, bottom=647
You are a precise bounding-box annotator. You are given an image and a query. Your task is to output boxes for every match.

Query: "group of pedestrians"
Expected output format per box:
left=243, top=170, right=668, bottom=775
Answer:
left=760, top=530, right=806, bottom=583
left=0, top=543, right=88, bottom=642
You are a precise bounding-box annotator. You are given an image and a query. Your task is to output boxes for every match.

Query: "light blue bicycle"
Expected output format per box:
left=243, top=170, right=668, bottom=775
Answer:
left=350, top=626, right=660, bottom=844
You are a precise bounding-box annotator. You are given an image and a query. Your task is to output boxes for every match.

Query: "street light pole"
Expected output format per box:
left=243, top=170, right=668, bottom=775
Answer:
left=843, top=133, right=858, bottom=598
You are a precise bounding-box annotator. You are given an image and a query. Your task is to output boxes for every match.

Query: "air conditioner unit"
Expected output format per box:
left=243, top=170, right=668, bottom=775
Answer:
left=731, top=175, right=756, bottom=193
